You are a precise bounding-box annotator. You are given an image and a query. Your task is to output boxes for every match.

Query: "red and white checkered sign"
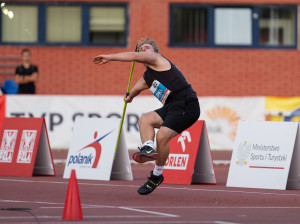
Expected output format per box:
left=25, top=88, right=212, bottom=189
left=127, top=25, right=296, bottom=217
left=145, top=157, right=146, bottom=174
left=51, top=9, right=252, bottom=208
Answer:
left=0, top=118, right=55, bottom=176
left=17, top=130, right=37, bottom=164
left=0, top=130, right=18, bottom=163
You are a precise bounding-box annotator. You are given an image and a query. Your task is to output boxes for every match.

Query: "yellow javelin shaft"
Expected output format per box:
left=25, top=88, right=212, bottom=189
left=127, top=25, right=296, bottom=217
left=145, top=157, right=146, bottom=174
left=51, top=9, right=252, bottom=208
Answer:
left=115, top=60, right=135, bottom=158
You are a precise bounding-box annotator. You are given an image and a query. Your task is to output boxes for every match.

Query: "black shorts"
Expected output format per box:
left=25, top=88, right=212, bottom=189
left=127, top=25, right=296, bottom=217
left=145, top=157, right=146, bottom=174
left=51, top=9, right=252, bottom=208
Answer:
left=155, top=98, right=200, bottom=133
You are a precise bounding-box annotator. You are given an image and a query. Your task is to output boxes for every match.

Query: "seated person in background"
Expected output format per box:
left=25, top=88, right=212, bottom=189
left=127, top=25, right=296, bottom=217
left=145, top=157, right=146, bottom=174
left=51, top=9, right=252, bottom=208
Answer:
left=15, top=49, right=38, bottom=94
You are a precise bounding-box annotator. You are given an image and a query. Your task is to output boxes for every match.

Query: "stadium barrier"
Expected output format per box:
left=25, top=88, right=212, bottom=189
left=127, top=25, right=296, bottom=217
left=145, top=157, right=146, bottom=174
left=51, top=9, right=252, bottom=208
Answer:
left=0, top=117, right=55, bottom=176
left=1, top=95, right=267, bottom=150
left=164, top=120, right=216, bottom=185
left=0, top=95, right=299, bottom=150
left=227, top=121, right=300, bottom=190
left=63, top=118, right=132, bottom=181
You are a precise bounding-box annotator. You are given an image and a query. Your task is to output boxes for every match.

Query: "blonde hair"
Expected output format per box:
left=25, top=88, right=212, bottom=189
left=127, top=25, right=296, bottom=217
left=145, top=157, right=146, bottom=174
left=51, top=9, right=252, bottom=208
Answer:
left=137, top=37, right=159, bottom=53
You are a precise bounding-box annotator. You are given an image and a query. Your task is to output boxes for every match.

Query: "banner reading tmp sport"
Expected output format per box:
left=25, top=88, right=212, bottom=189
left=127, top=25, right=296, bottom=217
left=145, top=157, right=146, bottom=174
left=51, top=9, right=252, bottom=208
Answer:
left=6, top=95, right=161, bottom=149
left=5, top=95, right=265, bottom=150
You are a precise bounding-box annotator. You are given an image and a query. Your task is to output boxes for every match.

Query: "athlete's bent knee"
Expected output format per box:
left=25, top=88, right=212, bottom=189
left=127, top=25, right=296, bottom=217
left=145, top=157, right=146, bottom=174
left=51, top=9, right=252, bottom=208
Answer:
left=138, top=114, right=146, bottom=128
left=156, top=130, right=169, bottom=145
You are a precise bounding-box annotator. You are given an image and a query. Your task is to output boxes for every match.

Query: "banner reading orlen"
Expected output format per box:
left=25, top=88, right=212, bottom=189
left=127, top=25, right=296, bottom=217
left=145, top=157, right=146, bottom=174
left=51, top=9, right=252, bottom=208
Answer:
left=163, top=121, right=204, bottom=185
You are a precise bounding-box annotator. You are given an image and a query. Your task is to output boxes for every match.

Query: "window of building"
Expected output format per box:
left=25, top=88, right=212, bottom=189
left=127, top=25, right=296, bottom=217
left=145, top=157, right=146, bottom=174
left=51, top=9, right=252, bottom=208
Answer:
left=0, top=2, right=128, bottom=46
left=172, top=7, right=207, bottom=44
left=259, top=7, right=296, bottom=47
left=1, top=5, right=38, bottom=43
left=90, top=6, right=126, bottom=44
left=170, top=4, right=297, bottom=49
left=215, top=8, right=252, bottom=45
left=46, top=6, right=82, bottom=43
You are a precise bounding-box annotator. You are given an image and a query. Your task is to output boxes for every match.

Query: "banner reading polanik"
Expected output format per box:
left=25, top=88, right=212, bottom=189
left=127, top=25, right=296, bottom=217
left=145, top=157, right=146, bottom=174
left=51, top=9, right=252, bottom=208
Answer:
left=63, top=118, right=119, bottom=180
left=63, top=118, right=133, bottom=181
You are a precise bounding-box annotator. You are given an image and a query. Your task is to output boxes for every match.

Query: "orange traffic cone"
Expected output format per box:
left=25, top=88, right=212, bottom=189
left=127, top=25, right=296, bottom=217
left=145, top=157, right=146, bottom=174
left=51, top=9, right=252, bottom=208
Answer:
left=62, top=170, right=83, bottom=220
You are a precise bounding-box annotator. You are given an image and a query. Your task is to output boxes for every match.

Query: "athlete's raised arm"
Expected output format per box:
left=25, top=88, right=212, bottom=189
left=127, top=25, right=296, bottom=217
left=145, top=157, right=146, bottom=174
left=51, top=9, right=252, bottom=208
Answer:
left=92, top=52, right=160, bottom=66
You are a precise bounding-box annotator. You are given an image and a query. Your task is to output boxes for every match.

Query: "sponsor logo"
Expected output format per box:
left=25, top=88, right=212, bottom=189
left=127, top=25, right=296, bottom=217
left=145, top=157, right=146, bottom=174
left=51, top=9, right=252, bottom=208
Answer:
left=165, top=131, right=191, bottom=170
left=274, top=107, right=300, bottom=122
left=236, top=141, right=286, bottom=168
left=67, top=130, right=113, bottom=168
left=206, top=106, right=240, bottom=140
left=165, top=154, right=189, bottom=170
left=0, top=130, right=18, bottom=163
left=177, top=131, right=191, bottom=152
left=236, top=141, right=251, bottom=166
left=17, top=130, right=37, bottom=164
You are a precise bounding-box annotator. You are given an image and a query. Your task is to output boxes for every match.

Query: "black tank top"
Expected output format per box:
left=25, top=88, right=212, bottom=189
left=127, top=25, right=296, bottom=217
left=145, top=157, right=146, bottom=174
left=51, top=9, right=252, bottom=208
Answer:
left=143, top=59, right=197, bottom=103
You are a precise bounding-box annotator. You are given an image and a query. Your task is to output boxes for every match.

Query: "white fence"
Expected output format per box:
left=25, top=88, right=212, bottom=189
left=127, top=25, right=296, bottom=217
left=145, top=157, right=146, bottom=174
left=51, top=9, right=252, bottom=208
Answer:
left=6, top=95, right=265, bottom=150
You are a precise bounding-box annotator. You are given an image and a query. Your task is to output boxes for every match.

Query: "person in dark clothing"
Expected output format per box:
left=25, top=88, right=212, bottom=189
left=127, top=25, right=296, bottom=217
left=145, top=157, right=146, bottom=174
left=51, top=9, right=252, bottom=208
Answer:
left=15, top=49, right=38, bottom=94
left=93, top=37, right=200, bottom=195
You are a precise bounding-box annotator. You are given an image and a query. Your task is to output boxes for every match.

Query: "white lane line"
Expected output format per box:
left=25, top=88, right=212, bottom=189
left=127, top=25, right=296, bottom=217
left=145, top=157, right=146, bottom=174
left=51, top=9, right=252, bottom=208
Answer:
left=0, top=178, right=69, bottom=185
left=0, top=199, right=113, bottom=208
left=54, top=221, right=234, bottom=224
left=118, top=206, right=179, bottom=218
left=0, top=215, right=161, bottom=220
left=83, top=221, right=212, bottom=224
left=0, top=199, right=63, bottom=205
left=0, top=219, right=236, bottom=224
left=1, top=178, right=300, bottom=198
left=53, top=159, right=66, bottom=164
left=215, top=222, right=239, bottom=224
left=158, top=186, right=300, bottom=197
left=0, top=199, right=180, bottom=218
left=70, top=222, right=235, bottom=224
left=39, top=206, right=300, bottom=209
left=124, top=206, right=300, bottom=209
left=39, top=205, right=115, bottom=209
left=212, top=160, right=231, bottom=165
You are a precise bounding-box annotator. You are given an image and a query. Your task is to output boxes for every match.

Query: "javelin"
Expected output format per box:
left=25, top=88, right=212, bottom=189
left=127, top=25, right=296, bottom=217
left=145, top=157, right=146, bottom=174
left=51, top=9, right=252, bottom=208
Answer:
left=115, top=44, right=138, bottom=158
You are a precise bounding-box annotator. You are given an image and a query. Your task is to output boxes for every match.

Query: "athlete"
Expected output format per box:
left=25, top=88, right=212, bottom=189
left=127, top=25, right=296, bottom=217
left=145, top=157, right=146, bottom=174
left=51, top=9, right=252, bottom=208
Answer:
left=93, top=37, right=200, bottom=195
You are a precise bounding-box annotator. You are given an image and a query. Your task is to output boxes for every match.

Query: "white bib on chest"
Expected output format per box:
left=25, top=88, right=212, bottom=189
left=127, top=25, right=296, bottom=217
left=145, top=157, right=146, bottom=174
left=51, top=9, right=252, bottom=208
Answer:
left=149, top=80, right=171, bottom=104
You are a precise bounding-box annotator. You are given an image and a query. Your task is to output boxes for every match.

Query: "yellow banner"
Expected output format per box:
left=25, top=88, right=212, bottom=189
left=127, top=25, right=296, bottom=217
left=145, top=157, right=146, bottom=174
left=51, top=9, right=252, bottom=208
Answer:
left=265, top=97, right=300, bottom=122
left=266, top=97, right=300, bottom=111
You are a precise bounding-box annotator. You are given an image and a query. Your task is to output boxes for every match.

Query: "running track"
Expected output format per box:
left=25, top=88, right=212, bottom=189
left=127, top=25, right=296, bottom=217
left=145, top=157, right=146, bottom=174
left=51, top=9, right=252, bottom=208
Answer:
left=0, top=152, right=300, bottom=223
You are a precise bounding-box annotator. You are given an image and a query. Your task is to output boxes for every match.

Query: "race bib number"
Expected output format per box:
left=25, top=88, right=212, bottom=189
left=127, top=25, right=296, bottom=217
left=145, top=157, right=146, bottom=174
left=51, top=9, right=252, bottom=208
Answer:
left=150, top=80, right=171, bottom=104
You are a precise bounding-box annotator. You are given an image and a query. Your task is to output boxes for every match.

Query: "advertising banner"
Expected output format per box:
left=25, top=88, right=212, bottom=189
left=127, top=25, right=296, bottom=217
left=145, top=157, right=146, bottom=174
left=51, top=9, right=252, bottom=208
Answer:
left=63, top=118, right=132, bottom=181
left=163, top=121, right=216, bottom=185
left=6, top=95, right=161, bottom=149
left=0, top=95, right=5, bottom=129
left=0, top=118, right=55, bottom=176
left=265, top=97, right=300, bottom=122
left=227, top=121, right=299, bottom=190
left=199, top=97, right=265, bottom=150
left=6, top=95, right=265, bottom=150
